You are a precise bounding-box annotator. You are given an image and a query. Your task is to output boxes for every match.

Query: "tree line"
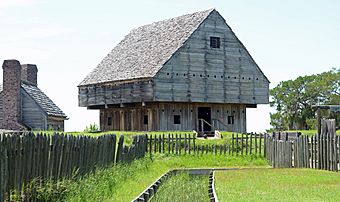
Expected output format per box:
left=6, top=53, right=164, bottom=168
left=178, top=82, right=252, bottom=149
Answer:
left=270, top=68, right=339, bottom=130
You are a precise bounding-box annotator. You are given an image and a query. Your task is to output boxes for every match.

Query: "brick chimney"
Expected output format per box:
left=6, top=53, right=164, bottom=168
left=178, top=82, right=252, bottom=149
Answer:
left=1, top=60, right=26, bottom=130
left=21, top=64, right=38, bottom=86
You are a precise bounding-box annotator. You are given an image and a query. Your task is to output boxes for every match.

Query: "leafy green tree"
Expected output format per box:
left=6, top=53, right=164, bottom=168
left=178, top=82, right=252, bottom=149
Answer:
left=270, top=68, right=340, bottom=130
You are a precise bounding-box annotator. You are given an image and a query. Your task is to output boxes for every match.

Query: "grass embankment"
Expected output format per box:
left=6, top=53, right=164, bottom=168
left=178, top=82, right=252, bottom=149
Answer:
left=215, top=168, right=340, bottom=201
left=40, top=154, right=266, bottom=202
left=150, top=172, right=209, bottom=202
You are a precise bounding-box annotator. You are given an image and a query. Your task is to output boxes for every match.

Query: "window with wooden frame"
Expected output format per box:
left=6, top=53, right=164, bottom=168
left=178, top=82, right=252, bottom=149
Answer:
left=210, top=37, right=220, bottom=48
left=174, top=115, right=181, bottom=124
left=228, top=116, right=234, bottom=124
left=107, top=117, right=112, bottom=126
left=143, top=115, right=148, bottom=125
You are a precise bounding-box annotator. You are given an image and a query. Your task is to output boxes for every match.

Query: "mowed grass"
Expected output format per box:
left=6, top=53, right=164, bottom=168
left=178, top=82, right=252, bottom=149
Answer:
left=151, top=172, right=209, bottom=202
left=59, top=154, right=267, bottom=202
left=215, top=168, right=340, bottom=201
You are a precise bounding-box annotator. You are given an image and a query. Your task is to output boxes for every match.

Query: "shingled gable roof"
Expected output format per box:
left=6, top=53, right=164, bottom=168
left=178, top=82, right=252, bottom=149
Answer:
left=79, top=8, right=270, bottom=86
left=79, top=9, right=215, bottom=86
left=21, top=82, right=67, bottom=118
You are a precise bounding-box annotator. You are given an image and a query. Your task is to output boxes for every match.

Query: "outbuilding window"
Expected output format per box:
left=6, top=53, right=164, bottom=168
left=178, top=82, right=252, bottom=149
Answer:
left=210, top=37, right=220, bottom=48
left=174, top=115, right=181, bottom=124
left=228, top=116, right=234, bottom=124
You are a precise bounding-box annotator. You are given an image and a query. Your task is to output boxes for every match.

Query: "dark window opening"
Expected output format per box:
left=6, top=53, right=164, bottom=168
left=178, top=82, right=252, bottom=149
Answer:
left=167, top=73, right=169, bottom=75
left=174, top=115, right=181, bottom=124
left=176, top=73, right=178, bottom=76
left=228, top=116, right=234, bottom=124
left=107, top=117, right=112, bottom=126
left=144, top=115, right=148, bottom=125
left=214, top=75, right=216, bottom=78
left=210, top=37, right=220, bottom=48
left=200, top=74, right=202, bottom=77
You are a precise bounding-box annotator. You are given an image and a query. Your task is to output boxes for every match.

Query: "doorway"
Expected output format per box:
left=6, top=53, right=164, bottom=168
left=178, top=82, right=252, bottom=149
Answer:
left=197, top=107, right=212, bottom=132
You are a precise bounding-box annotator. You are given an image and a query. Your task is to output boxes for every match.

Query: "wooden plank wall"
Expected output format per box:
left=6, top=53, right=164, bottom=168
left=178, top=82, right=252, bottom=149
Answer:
left=100, top=102, right=246, bottom=132
left=154, top=11, right=269, bottom=105
left=21, top=90, right=47, bottom=130
left=78, top=80, right=154, bottom=107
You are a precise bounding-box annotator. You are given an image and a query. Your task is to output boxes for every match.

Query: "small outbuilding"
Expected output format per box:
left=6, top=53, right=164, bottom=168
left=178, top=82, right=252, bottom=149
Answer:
left=78, top=9, right=269, bottom=134
left=0, top=60, right=67, bottom=131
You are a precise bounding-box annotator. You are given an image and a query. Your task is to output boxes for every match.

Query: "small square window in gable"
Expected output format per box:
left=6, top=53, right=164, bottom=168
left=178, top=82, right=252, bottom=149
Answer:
left=210, top=37, right=220, bottom=48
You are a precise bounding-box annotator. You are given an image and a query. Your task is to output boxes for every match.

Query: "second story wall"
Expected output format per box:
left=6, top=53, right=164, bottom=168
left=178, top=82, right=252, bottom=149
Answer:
left=154, top=10, right=269, bottom=105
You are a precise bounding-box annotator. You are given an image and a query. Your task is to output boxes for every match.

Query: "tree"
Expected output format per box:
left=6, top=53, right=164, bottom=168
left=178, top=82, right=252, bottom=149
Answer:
left=270, top=68, right=340, bottom=130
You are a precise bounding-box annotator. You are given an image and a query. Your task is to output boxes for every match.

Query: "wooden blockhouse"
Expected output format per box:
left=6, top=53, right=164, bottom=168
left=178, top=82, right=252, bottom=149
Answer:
left=78, top=9, right=269, bottom=134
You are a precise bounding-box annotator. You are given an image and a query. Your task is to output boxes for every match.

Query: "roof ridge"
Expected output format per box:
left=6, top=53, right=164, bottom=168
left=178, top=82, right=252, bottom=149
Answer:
left=132, top=8, right=215, bottom=32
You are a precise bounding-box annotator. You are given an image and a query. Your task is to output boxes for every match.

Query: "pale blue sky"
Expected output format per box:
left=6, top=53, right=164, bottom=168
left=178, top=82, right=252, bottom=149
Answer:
left=0, top=0, right=339, bottom=132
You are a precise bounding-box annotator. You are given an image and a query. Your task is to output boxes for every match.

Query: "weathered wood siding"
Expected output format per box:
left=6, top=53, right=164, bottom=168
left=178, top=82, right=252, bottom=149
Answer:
left=78, top=80, right=154, bottom=107
left=154, top=10, right=269, bottom=104
left=100, top=102, right=246, bottom=133
left=47, top=117, right=65, bottom=131
left=21, top=90, right=47, bottom=130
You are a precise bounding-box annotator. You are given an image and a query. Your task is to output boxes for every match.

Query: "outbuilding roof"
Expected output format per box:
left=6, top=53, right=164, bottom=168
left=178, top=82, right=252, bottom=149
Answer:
left=79, top=9, right=214, bottom=86
left=21, top=83, right=67, bottom=118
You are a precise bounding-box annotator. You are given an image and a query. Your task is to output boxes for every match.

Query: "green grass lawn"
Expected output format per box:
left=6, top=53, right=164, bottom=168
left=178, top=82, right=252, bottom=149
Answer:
left=150, top=172, right=209, bottom=202
left=215, top=168, right=340, bottom=201
left=38, top=154, right=266, bottom=202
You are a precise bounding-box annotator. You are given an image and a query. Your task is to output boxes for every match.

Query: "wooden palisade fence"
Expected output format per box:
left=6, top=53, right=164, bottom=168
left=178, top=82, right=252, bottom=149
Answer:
left=0, top=132, right=147, bottom=201
left=147, top=133, right=265, bottom=156
left=265, top=134, right=340, bottom=171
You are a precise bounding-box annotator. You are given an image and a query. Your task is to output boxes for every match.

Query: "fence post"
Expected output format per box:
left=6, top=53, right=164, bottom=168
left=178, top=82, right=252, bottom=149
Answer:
left=250, top=133, right=253, bottom=155
left=116, top=135, right=124, bottom=164
left=0, top=135, right=7, bottom=202
left=167, top=134, right=170, bottom=154
left=162, top=134, right=165, bottom=154
left=241, top=134, right=244, bottom=155
left=246, top=133, right=249, bottom=155
left=259, top=134, right=262, bottom=156
left=184, top=134, right=187, bottom=155
left=188, top=134, right=191, bottom=155
left=149, top=135, right=152, bottom=155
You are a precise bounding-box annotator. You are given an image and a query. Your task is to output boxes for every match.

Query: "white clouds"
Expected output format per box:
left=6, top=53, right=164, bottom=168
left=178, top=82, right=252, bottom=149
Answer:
left=0, top=0, right=40, bottom=7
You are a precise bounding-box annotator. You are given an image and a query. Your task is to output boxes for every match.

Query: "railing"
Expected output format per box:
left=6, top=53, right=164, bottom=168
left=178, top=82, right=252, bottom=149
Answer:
left=212, top=118, right=228, bottom=129
left=198, top=118, right=215, bottom=134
